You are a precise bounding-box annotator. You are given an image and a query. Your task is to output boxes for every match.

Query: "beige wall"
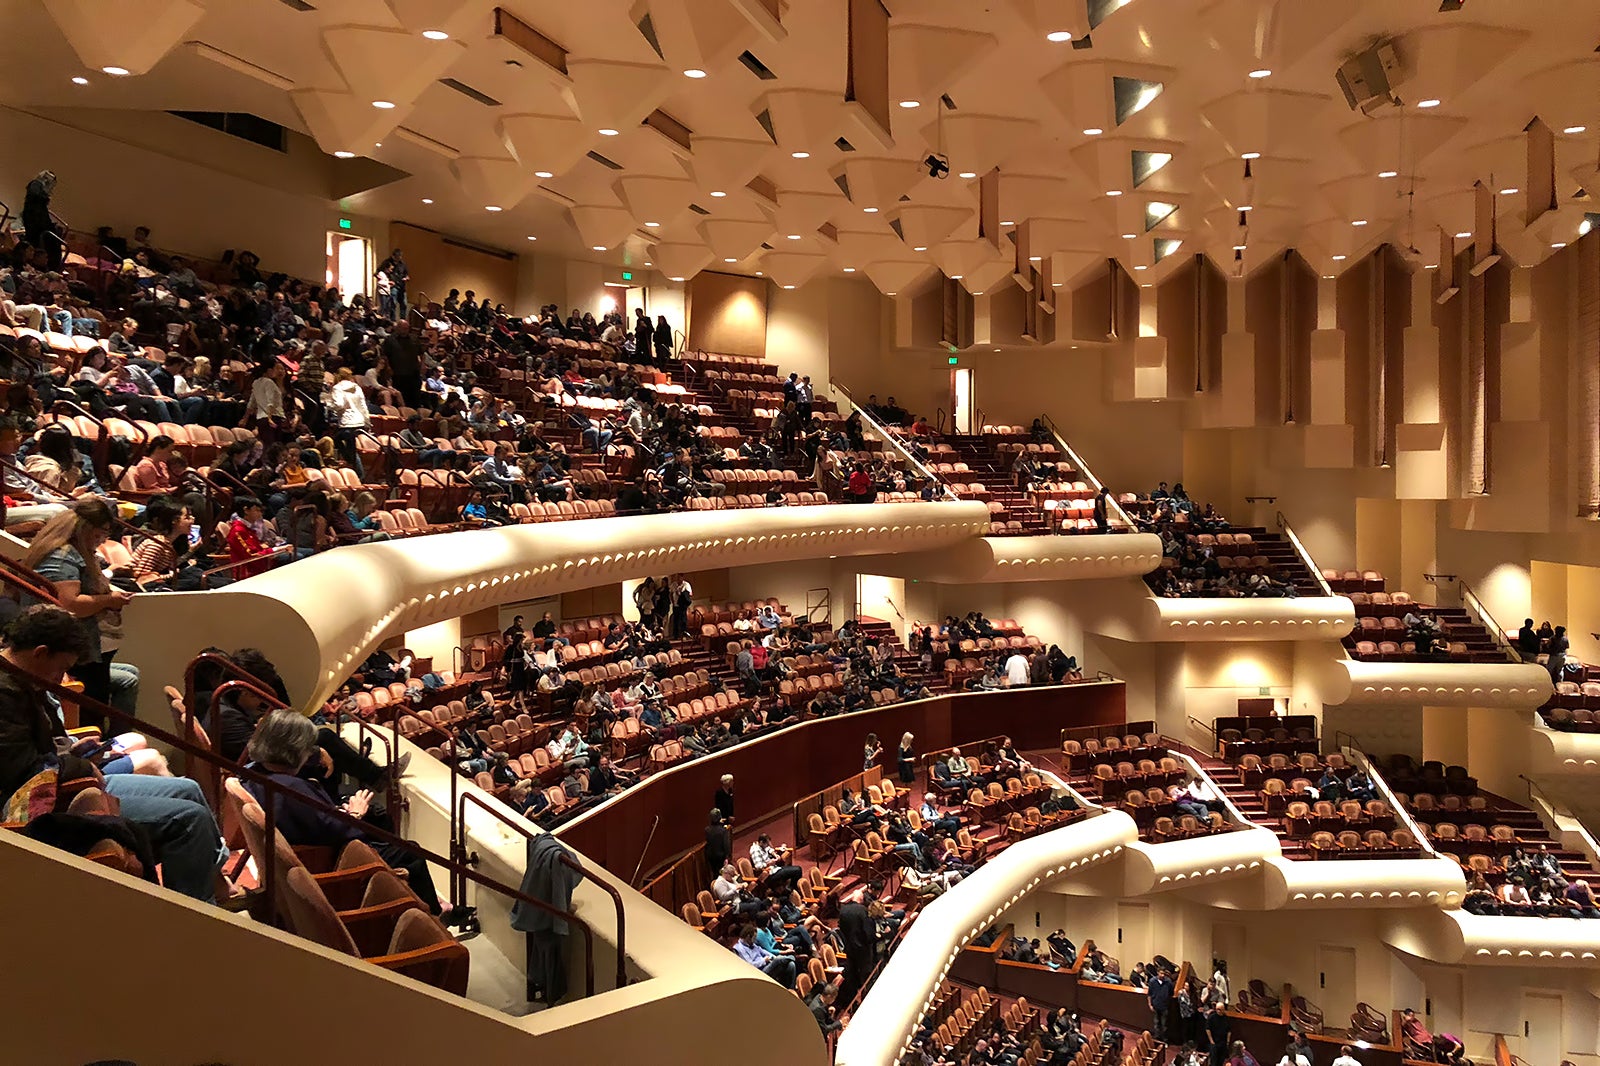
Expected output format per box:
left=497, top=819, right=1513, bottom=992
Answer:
left=392, top=221, right=518, bottom=314
left=688, top=271, right=768, bottom=358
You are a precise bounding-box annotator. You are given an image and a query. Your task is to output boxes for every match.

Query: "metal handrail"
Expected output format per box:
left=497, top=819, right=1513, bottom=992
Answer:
left=1334, top=734, right=1437, bottom=857
left=829, top=378, right=955, bottom=501
left=452, top=789, right=627, bottom=992
left=1275, top=511, right=1334, bottom=597
left=1457, top=580, right=1522, bottom=663
left=18, top=651, right=604, bottom=998
left=1040, top=413, right=1134, bottom=529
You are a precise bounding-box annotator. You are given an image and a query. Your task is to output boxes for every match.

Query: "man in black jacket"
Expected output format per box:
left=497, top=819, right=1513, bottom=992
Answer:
left=381, top=319, right=423, bottom=406
left=836, top=898, right=876, bottom=1004
left=1202, top=1003, right=1231, bottom=1066
left=704, top=809, right=732, bottom=875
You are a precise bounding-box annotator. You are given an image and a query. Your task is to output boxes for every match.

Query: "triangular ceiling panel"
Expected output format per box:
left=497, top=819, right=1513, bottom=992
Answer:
left=649, top=241, right=717, bottom=281
left=614, top=175, right=700, bottom=228
left=687, top=137, right=773, bottom=191
left=925, top=115, right=1039, bottom=178
left=42, top=0, right=204, bottom=77
left=320, top=25, right=466, bottom=105
left=1337, top=114, right=1470, bottom=174
left=645, top=0, right=761, bottom=74
left=1397, top=23, right=1531, bottom=104
left=1198, top=89, right=1336, bottom=162
left=698, top=218, right=776, bottom=261
left=760, top=89, right=847, bottom=156
left=891, top=203, right=976, bottom=249
left=831, top=157, right=922, bottom=211
left=292, top=88, right=401, bottom=157
left=450, top=156, right=538, bottom=210
left=861, top=260, right=937, bottom=296
left=563, top=59, right=675, bottom=132
left=772, top=190, right=850, bottom=235
left=759, top=251, right=829, bottom=289
left=569, top=205, right=639, bottom=251
left=889, top=24, right=1000, bottom=102
left=499, top=112, right=592, bottom=176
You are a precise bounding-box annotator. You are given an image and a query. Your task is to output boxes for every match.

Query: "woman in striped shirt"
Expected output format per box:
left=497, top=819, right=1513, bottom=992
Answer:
left=128, top=496, right=194, bottom=588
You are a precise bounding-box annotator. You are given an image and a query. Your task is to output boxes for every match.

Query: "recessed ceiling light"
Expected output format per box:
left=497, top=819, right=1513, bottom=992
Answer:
left=1029, top=255, right=1042, bottom=261
left=374, top=142, right=382, bottom=148
left=724, top=257, right=737, bottom=263
left=958, top=171, right=977, bottom=179
left=645, top=262, right=652, bottom=267
left=598, top=128, right=620, bottom=136
left=950, top=275, right=963, bottom=280
left=1134, top=265, right=1148, bottom=270
left=645, top=221, right=660, bottom=228
left=422, top=29, right=449, bottom=40
left=594, top=245, right=608, bottom=251
left=1083, top=127, right=1104, bottom=136
left=787, top=234, right=801, bottom=240
left=1416, top=99, right=1440, bottom=108
left=710, top=190, right=726, bottom=197
left=1455, top=231, right=1472, bottom=239
left=486, top=205, right=502, bottom=211
left=863, top=206, right=878, bottom=213
left=1552, top=242, right=1568, bottom=249
left=1047, top=30, right=1073, bottom=42
left=334, top=151, right=355, bottom=158
left=913, top=246, right=927, bottom=251
left=1121, top=233, right=1136, bottom=239
left=1323, top=274, right=1335, bottom=279
left=670, top=276, right=685, bottom=282
left=684, top=68, right=707, bottom=79
left=886, top=291, right=897, bottom=295
left=1248, top=69, right=1272, bottom=79
left=1233, top=244, right=1247, bottom=251
left=791, top=151, right=810, bottom=159
left=843, top=267, right=856, bottom=272
left=898, top=100, right=920, bottom=109
left=71, top=76, right=88, bottom=85
left=101, top=66, right=130, bottom=77
left=1106, top=190, right=1122, bottom=197
left=1237, top=205, right=1254, bottom=212
left=1053, top=282, right=1063, bottom=288
left=372, top=100, right=396, bottom=109
left=421, top=198, right=433, bottom=204
left=1002, top=220, right=1015, bottom=226
left=534, top=170, right=554, bottom=179
left=1498, top=187, right=1518, bottom=195
left=526, top=236, right=537, bottom=241
left=1240, top=152, right=1262, bottom=160
left=1351, top=219, right=1367, bottom=226
left=973, top=292, right=984, bottom=296
left=1331, top=254, right=1347, bottom=261
left=1425, top=264, right=1438, bottom=269
left=783, top=284, right=796, bottom=289
left=1378, top=170, right=1398, bottom=178
left=1564, top=125, right=1587, bottom=134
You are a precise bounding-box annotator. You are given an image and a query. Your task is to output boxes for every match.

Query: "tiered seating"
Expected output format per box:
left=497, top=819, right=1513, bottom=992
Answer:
left=1332, top=572, right=1507, bottom=663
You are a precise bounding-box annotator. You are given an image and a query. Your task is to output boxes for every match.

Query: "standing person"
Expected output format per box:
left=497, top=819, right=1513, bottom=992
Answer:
left=1093, top=485, right=1111, bottom=534
left=796, top=375, right=814, bottom=421
left=670, top=573, right=693, bottom=638
left=653, top=314, right=673, bottom=363
left=1147, top=966, right=1176, bottom=1041
left=863, top=732, right=883, bottom=771
left=242, top=361, right=288, bottom=444
left=836, top=897, right=876, bottom=1005
left=704, top=808, right=731, bottom=874
left=19, top=500, right=134, bottom=721
left=1004, top=647, right=1030, bottom=687
left=381, top=318, right=423, bottom=407
left=897, top=731, right=916, bottom=784
left=1547, top=625, right=1570, bottom=683
left=714, top=773, right=735, bottom=823
left=1202, top=1003, right=1231, bottom=1066
left=633, top=308, right=653, bottom=363
left=328, top=368, right=370, bottom=481
left=1516, top=618, right=1541, bottom=662
left=22, top=170, right=64, bottom=270
left=377, top=248, right=408, bottom=317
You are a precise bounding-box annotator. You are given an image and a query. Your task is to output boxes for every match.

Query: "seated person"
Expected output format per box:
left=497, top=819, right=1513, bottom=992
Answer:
left=710, top=862, right=765, bottom=917
left=749, top=832, right=803, bottom=892
left=944, top=747, right=980, bottom=791
left=242, top=709, right=453, bottom=918
left=732, top=923, right=797, bottom=987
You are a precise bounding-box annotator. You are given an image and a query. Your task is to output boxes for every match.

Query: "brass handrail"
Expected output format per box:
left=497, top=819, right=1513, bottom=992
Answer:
left=1274, top=511, right=1334, bottom=597
left=1457, top=579, right=1523, bottom=663
left=1040, top=413, right=1134, bottom=530
left=828, top=378, right=955, bottom=501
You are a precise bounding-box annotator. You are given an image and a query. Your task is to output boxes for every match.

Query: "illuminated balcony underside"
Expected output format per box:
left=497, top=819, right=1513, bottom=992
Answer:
left=1147, top=596, right=1355, bottom=642
left=1324, top=659, right=1554, bottom=708
left=1528, top=719, right=1600, bottom=773
left=856, top=532, right=1164, bottom=583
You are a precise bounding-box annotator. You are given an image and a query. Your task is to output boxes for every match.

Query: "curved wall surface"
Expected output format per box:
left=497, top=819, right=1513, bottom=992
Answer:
left=1324, top=659, right=1554, bottom=708
left=857, top=532, right=1165, bottom=583
left=117, top=501, right=990, bottom=715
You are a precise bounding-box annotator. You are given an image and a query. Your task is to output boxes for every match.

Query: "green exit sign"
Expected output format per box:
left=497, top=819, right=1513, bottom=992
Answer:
left=621, top=271, right=633, bottom=281
left=337, top=218, right=353, bottom=230
left=948, top=356, right=959, bottom=365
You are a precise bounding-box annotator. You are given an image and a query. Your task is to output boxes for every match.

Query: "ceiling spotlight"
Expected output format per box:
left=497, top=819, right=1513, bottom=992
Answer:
left=898, top=100, right=920, bottom=109
left=1083, top=127, right=1104, bottom=136
left=1454, top=231, right=1472, bottom=238
left=1564, top=125, right=1587, bottom=134
left=485, top=205, right=502, bottom=211
left=683, top=68, right=707, bottom=78
left=950, top=275, right=963, bottom=280
left=1378, top=170, right=1398, bottom=178
left=594, top=245, right=608, bottom=251
left=1552, top=242, right=1568, bottom=249
left=724, top=257, right=738, bottom=263
left=863, top=206, right=879, bottom=213
left=101, top=66, right=130, bottom=77
left=787, top=234, right=802, bottom=240
left=958, top=171, right=977, bottom=179
left=422, top=29, right=449, bottom=40
left=1047, top=30, right=1074, bottom=42
left=645, top=221, right=660, bottom=228
left=645, top=262, right=652, bottom=267
left=534, top=171, right=554, bottom=179
left=1424, top=264, right=1438, bottom=269
left=71, top=76, right=88, bottom=85
left=886, top=291, right=897, bottom=296
left=1240, top=152, right=1261, bottom=160
left=1498, top=187, right=1518, bottom=195
left=1029, top=255, right=1042, bottom=261
left=843, top=267, right=856, bottom=272
left=1002, top=220, right=1015, bottom=226
left=783, top=284, right=796, bottom=289
left=372, top=100, right=396, bottom=109
left=598, top=128, right=620, bottom=136
left=1583, top=219, right=1595, bottom=237
left=1416, top=99, right=1441, bottom=108
left=670, top=277, right=685, bottom=282
left=1106, top=190, right=1123, bottom=197
left=1331, top=254, right=1347, bottom=261
left=1237, top=205, right=1254, bottom=212
left=1248, top=69, right=1272, bottom=79
left=913, top=246, right=927, bottom=252
left=1233, top=244, right=1247, bottom=251
left=526, top=236, right=537, bottom=241
left=1134, top=265, right=1148, bottom=270
left=710, top=190, right=727, bottom=197
left=421, top=198, right=433, bottom=204
left=1351, top=219, right=1367, bottom=226
left=334, top=151, right=355, bottom=158
left=1121, top=233, right=1136, bottom=239
left=791, top=151, right=810, bottom=159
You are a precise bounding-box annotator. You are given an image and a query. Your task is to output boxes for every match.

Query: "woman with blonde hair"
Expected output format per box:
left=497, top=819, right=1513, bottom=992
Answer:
left=897, top=731, right=916, bottom=784
left=20, top=499, right=135, bottom=719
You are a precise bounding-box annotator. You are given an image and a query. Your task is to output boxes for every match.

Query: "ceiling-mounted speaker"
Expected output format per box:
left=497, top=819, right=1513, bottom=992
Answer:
left=1335, top=42, right=1401, bottom=114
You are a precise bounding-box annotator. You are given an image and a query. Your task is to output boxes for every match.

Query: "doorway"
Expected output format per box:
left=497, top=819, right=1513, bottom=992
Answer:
left=1116, top=902, right=1150, bottom=970
left=327, top=232, right=372, bottom=301
left=1316, top=945, right=1358, bottom=1032
left=1520, top=990, right=1563, bottom=1066
left=951, top=367, right=975, bottom=434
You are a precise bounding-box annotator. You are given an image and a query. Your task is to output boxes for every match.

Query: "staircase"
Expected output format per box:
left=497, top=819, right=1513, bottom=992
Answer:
left=856, top=617, right=953, bottom=695
left=1142, top=525, right=1325, bottom=598
left=1190, top=752, right=1307, bottom=859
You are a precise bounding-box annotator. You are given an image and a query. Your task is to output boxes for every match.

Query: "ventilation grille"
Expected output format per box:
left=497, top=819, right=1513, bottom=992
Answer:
left=439, top=78, right=501, bottom=107
left=586, top=150, right=624, bottom=171
left=739, top=50, right=777, bottom=80
left=688, top=203, right=712, bottom=215
left=169, top=111, right=287, bottom=153
left=834, top=137, right=856, bottom=152
left=276, top=0, right=315, bottom=10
